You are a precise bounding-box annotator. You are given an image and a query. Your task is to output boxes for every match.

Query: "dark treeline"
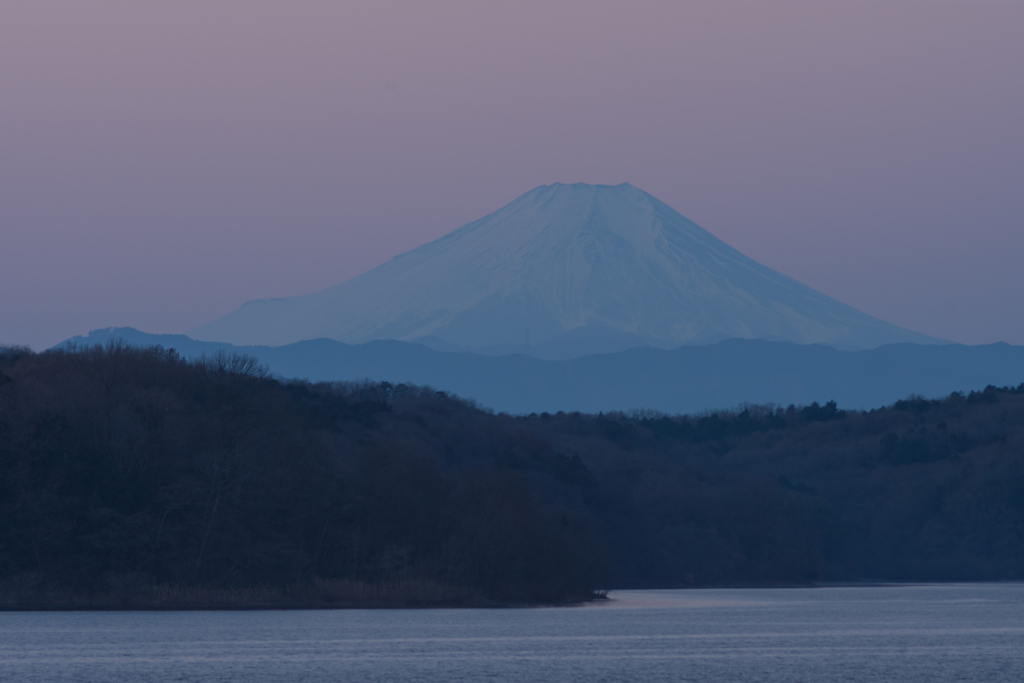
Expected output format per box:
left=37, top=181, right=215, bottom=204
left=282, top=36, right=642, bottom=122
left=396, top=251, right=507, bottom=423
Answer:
left=1, top=343, right=1023, bottom=607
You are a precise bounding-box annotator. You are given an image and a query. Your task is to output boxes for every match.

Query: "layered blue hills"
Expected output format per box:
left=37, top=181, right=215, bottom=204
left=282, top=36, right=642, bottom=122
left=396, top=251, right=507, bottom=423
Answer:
left=61, top=328, right=1024, bottom=414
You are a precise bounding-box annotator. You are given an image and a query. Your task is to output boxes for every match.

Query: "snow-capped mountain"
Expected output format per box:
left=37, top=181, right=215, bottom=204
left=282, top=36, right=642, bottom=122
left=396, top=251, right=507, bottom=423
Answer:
left=190, top=182, right=940, bottom=354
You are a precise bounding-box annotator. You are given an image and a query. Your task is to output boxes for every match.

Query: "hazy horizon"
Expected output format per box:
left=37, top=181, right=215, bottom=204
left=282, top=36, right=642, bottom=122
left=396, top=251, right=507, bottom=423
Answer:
left=2, top=1, right=1022, bottom=350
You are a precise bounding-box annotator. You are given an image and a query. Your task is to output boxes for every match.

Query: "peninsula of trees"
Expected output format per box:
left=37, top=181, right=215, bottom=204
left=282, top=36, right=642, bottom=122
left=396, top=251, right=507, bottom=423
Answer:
left=1, top=343, right=1022, bottom=608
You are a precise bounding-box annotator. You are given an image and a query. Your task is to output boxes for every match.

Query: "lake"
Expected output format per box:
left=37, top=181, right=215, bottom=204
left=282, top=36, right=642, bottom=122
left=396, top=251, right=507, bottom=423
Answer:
left=2, top=584, right=1022, bottom=682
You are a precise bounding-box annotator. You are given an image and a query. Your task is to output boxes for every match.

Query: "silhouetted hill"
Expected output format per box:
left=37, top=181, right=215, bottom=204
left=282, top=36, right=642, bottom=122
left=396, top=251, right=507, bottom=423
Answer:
left=63, top=328, right=1024, bottom=414
left=2, top=343, right=1024, bottom=608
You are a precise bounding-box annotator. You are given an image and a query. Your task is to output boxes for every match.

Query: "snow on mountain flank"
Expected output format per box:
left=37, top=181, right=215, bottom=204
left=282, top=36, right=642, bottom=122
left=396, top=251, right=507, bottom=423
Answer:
left=189, top=183, right=940, bottom=354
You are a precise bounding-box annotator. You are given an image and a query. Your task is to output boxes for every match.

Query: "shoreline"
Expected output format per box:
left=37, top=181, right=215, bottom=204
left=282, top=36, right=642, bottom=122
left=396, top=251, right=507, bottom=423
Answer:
left=9, top=582, right=1024, bottom=611
left=0, top=581, right=606, bottom=611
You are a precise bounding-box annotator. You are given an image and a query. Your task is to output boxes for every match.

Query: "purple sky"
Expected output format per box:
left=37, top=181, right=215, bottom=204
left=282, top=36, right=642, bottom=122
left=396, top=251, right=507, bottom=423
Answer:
left=2, top=1, right=1023, bottom=350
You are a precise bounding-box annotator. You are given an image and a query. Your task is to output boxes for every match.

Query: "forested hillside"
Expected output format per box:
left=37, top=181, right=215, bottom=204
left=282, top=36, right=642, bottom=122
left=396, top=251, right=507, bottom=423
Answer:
left=1, top=344, right=1022, bottom=608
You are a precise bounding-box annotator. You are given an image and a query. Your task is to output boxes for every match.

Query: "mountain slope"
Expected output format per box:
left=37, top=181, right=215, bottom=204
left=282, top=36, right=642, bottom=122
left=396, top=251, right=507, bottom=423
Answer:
left=190, top=182, right=939, bottom=351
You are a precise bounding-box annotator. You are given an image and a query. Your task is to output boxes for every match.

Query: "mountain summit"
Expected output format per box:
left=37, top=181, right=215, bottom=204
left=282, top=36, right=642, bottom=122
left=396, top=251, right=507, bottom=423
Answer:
left=190, top=183, right=939, bottom=354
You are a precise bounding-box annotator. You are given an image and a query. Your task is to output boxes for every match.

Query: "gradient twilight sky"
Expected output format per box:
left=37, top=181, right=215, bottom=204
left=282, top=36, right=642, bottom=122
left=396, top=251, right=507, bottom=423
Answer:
left=2, top=1, right=1022, bottom=350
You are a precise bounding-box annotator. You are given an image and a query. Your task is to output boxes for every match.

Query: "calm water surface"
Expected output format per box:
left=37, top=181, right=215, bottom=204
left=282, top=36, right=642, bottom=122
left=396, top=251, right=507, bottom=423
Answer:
left=1, top=584, right=1023, bottom=682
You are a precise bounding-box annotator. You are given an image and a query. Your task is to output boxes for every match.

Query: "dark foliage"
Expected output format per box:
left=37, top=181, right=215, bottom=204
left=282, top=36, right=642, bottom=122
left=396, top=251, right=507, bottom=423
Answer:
left=1, top=344, right=1023, bottom=606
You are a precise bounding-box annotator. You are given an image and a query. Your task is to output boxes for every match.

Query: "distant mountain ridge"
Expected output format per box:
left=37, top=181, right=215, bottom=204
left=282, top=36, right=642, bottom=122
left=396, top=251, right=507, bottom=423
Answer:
left=61, top=328, right=1023, bottom=415
left=190, top=183, right=940, bottom=354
